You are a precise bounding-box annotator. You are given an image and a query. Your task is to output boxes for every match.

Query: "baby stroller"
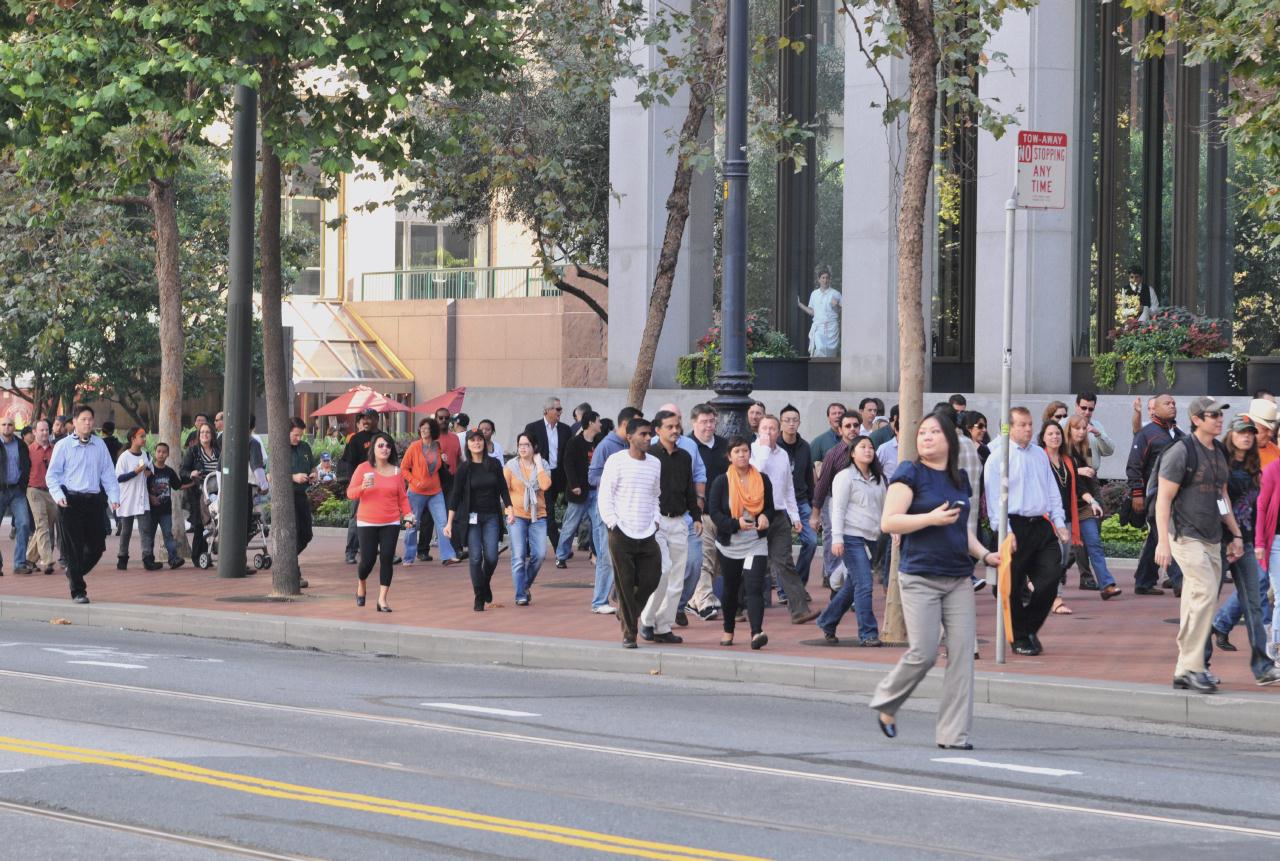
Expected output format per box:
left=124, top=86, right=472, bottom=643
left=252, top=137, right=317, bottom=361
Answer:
left=194, top=472, right=273, bottom=571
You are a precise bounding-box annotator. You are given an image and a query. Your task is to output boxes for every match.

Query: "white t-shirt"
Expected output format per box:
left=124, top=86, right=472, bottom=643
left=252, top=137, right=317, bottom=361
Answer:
left=115, top=450, right=152, bottom=517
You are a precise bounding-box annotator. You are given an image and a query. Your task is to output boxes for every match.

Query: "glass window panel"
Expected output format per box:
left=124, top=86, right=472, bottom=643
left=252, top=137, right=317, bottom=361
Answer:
left=296, top=342, right=351, bottom=378
left=294, top=269, right=321, bottom=296
left=327, top=341, right=384, bottom=378
left=284, top=300, right=354, bottom=341
left=409, top=223, right=438, bottom=268
left=441, top=226, right=473, bottom=267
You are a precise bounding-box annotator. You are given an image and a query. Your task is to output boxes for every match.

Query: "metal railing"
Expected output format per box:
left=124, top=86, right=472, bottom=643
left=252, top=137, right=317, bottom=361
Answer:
left=358, top=266, right=563, bottom=302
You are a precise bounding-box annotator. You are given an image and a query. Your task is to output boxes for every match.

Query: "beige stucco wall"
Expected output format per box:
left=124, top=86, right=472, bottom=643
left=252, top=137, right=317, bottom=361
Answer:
left=347, top=267, right=607, bottom=400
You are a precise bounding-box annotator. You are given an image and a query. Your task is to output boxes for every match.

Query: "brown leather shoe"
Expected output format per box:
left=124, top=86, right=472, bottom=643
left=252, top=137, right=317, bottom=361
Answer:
left=1100, top=584, right=1122, bottom=600
left=792, top=610, right=820, bottom=625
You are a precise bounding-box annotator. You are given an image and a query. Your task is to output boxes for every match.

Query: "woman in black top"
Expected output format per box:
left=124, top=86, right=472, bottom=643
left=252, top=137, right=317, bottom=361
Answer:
left=445, top=431, right=513, bottom=611
left=180, top=423, right=220, bottom=563
left=707, top=437, right=777, bottom=648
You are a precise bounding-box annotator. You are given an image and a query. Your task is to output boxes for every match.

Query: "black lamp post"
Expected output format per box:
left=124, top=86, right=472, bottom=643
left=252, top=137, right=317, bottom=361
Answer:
left=712, top=0, right=752, bottom=439
left=217, top=84, right=257, bottom=579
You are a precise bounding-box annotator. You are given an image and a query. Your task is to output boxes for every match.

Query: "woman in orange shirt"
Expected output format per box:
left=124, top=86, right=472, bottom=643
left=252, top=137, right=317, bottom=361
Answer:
left=401, top=418, right=460, bottom=566
left=505, top=432, right=552, bottom=605
left=346, top=432, right=414, bottom=612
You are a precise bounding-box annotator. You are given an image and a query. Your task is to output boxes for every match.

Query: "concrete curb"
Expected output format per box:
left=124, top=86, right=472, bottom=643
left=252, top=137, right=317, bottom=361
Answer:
left=3, top=595, right=1274, bottom=734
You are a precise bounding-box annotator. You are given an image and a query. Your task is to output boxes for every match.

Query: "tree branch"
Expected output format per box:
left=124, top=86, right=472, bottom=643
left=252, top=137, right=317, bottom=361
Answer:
left=574, top=267, right=609, bottom=289
left=104, top=194, right=152, bottom=209
left=551, top=272, right=609, bottom=323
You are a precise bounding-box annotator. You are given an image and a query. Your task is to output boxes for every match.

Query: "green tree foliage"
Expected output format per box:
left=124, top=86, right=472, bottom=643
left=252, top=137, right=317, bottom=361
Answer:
left=1126, top=0, right=1280, bottom=240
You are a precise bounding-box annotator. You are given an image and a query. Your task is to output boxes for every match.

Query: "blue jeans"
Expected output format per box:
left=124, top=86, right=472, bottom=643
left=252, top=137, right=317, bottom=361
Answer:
left=679, top=515, right=702, bottom=612
left=0, top=485, right=32, bottom=569
left=140, top=511, right=178, bottom=561
left=815, top=536, right=878, bottom=641
left=587, top=491, right=614, bottom=609
left=1204, top=541, right=1274, bottom=679
left=1213, top=543, right=1272, bottom=636
left=1078, top=517, right=1116, bottom=589
left=795, top=500, right=817, bottom=586
left=467, top=512, right=502, bottom=602
left=405, top=491, right=455, bottom=561
left=509, top=516, right=547, bottom=602
left=1270, top=537, right=1280, bottom=652
left=555, top=499, right=589, bottom=562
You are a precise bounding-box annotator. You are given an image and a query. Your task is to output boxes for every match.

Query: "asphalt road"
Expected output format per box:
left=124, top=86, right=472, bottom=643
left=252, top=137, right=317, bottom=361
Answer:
left=0, top=620, right=1276, bottom=860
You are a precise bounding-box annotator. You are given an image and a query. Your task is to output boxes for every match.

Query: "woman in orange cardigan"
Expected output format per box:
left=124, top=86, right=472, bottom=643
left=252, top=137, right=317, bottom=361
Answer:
left=401, top=418, right=460, bottom=566
left=346, top=432, right=414, bottom=612
left=505, top=432, right=552, bottom=605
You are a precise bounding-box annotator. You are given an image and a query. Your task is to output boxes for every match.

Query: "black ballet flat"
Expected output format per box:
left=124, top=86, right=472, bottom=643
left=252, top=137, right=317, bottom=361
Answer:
left=356, top=595, right=366, bottom=607
left=938, top=743, right=973, bottom=751
left=877, top=713, right=897, bottom=739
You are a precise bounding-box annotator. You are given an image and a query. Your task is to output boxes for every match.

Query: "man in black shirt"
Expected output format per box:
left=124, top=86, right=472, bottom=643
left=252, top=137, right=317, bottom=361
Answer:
left=341, top=409, right=379, bottom=564
left=1127, top=392, right=1185, bottom=594
left=778, top=404, right=817, bottom=588
left=687, top=403, right=727, bottom=619
left=555, top=410, right=601, bottom=568
left=639, top=410, right=700, bottom=643
left=142, top=442, right=184, bottom=570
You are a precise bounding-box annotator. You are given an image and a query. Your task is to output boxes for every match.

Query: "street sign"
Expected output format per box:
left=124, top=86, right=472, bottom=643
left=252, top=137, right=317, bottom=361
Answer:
left=1015, top=131, right=1068, bottom=209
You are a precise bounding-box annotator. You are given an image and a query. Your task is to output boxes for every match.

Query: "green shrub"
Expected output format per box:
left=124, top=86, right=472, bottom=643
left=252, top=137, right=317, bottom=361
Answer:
left=314, top=496, right=353, bottom=527
left=1100, top=514, right=1146, bottom=543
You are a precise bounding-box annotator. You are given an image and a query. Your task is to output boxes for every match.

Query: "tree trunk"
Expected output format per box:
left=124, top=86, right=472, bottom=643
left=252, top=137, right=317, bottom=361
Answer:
left=148, top=178, right=192, bottom=558
left=259, top=139, right=302, bottom=596
left=882, top=0, right=940, bottom=646
left=625, top=0, right=727, bottom=410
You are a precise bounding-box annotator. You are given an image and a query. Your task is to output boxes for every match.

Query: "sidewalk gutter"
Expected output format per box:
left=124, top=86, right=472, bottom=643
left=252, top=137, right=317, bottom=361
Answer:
left=2, top=596, right=1273, bottom=735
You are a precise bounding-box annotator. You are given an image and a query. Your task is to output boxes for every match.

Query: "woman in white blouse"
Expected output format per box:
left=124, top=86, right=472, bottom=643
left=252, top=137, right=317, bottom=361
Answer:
left=814, top=435, right=886, bottom=645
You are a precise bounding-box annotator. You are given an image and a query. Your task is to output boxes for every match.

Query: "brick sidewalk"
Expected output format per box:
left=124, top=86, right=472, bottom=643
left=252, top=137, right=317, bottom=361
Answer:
left=1, top=531, right=1273, bottom=695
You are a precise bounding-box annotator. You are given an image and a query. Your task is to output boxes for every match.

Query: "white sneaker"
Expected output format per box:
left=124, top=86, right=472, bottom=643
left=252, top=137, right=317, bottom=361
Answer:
left=592, top=605, right=616, bottom=615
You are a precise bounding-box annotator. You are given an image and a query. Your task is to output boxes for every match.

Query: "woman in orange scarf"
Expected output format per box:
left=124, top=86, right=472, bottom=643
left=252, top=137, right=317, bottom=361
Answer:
left=707, top=436, right=777, bottom=649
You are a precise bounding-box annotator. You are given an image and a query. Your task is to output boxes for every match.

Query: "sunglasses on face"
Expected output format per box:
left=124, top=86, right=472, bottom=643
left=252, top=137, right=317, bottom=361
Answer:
left=1079, top=405, right=1095, bottom=412
left=974, top=423, right=986, bottom=430
left=1054, top=413, right=1067, bottom=420
left=1198, top=410, right=1223, bottom=420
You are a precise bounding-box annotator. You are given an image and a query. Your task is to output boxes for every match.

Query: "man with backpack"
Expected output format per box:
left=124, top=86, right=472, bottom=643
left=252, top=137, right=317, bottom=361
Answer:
left=1126, top=393, right=1185, bottom=595
left=1153, top=397, right=1244, bottom=694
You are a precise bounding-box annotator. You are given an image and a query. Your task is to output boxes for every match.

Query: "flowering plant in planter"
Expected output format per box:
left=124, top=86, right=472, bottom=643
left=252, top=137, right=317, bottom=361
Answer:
left=677, top=309, right=798, bottom=388
left=1093, top=307, right=1231, bottom=389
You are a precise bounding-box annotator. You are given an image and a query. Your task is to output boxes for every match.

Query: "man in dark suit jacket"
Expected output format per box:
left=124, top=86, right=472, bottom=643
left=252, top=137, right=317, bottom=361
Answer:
left=523, top=397, right=572, bottom=545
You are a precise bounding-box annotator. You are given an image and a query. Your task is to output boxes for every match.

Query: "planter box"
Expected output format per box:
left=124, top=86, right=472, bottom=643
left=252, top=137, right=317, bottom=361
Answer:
left=752, top=358, right=808, bottom=391
left=1246, top=357, right=1280, bottom=396
left=1090, top=358, right=1233, bottom=395
left=807, top=358, right=840, bottom=391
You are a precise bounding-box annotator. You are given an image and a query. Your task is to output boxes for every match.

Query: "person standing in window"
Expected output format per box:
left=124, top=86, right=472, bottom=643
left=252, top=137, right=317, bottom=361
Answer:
left=1125, top=264, right=1160, bottom=322
left=797, top=266, right=841, bottom=357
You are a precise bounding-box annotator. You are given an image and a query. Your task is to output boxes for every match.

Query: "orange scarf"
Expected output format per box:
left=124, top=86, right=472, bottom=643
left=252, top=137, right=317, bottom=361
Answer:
left=728, top=465, right=765, bottom=519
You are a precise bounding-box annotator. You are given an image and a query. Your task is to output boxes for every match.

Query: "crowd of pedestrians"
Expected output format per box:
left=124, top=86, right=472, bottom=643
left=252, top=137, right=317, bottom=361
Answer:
left=4, top=386, right=1278, bottom=704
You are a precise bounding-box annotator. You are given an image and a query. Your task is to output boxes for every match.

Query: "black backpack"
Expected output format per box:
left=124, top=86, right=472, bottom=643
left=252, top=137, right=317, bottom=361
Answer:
left=1142, top=435, right=1228, bottom=517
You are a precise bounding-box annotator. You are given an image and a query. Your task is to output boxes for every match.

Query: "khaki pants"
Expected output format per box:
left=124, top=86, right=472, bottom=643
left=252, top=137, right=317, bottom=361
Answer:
left=689, top=514, right=721, bottom=611
left=640, top=515, right=689, bottom=635
left=869, top=573, right=975, bottom=747
left=1169, top=536, right=1221, bottom=677
left=25, top=487, right=57, bottom=569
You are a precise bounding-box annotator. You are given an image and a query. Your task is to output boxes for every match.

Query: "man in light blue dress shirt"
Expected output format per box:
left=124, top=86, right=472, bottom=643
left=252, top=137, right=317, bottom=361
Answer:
left=46, top=406, right=121, bottom=604
left=983, top=407, right=1069, bottom=656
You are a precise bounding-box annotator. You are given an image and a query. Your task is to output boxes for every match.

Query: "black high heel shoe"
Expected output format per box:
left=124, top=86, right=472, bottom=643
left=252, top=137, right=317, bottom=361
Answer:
left=356, top=594, right=366, bottom=607
left=376, top=603, right=392, bottom=613
left=877, top=713, right=897, bottom=739
left=937, top=743, right=973, bottom=750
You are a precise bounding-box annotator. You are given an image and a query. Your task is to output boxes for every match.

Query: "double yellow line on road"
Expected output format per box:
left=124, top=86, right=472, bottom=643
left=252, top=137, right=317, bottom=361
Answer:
left=0, top=735, right=770, bottom=861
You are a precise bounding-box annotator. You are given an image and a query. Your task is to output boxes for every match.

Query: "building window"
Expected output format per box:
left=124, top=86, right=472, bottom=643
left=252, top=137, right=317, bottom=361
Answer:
left=286, top=197, right=324, bottom=296
left=393, top=217, right=475, bottom=269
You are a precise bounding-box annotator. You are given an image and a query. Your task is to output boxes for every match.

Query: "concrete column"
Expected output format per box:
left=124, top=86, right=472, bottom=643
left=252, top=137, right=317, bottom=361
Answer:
left=841, top=30, right=908, bottom=393
left=607, top=0, right=715, bottom=390
left=973, top=1, right=1079, bottom=394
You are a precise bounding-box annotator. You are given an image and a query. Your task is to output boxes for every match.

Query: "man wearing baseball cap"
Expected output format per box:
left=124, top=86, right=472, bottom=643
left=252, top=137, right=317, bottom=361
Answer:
left=1246, top=398, right=1279, bottom=470
left=1154, top=396, right=1243, bottom=693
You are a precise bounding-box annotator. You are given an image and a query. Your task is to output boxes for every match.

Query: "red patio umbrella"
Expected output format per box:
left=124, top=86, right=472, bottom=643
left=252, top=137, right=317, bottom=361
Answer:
left=412, top=387, right=467, bottom=416
left=311, top=385, right=412, bottom=416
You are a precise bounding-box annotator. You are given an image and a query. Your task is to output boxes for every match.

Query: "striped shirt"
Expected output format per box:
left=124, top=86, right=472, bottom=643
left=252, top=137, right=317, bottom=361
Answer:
left=597, top=451, right=662, bottom=540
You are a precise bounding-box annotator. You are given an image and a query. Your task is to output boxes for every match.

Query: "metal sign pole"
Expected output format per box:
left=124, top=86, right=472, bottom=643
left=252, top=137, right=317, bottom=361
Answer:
left=996, top=193, right=1016, bottom=665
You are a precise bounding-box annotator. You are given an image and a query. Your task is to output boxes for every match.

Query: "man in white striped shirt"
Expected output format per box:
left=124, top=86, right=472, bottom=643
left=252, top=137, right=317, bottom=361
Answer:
left=597, top=417, right=663, bottom=648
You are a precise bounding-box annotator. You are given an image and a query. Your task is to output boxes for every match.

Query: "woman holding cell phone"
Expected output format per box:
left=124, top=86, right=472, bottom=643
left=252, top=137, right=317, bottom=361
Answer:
left=870, top=410, right=999, bottom=750
left=346, top=432, right=414, bottom=612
